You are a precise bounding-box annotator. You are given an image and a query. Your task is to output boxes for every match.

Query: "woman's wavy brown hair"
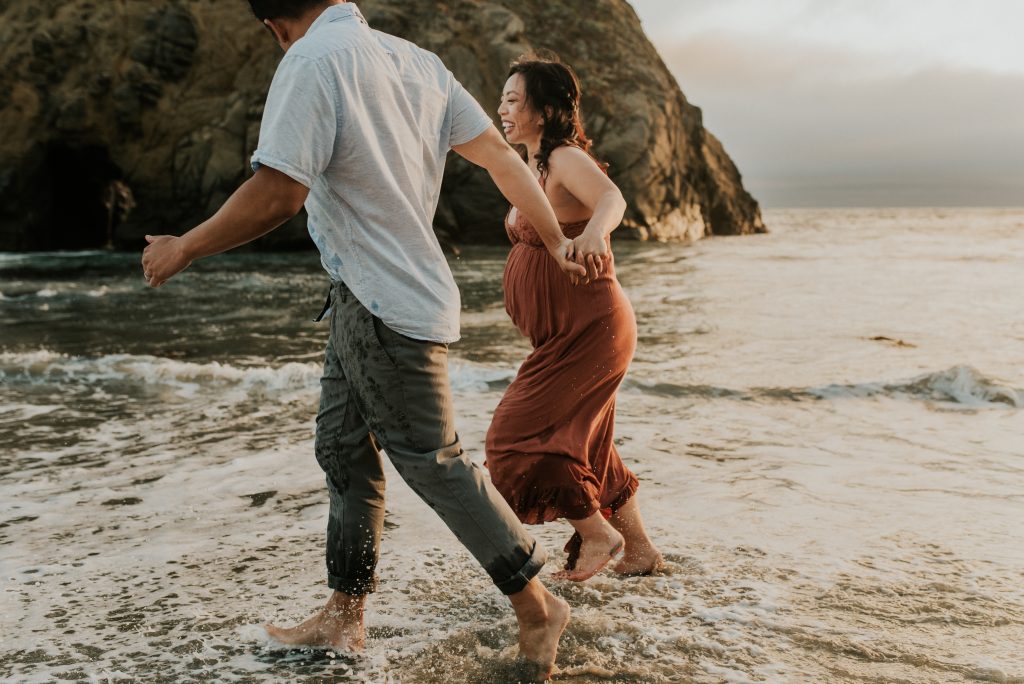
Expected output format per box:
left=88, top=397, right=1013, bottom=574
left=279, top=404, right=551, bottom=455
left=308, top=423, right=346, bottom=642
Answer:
left=507, top=55, right=607, bottom=178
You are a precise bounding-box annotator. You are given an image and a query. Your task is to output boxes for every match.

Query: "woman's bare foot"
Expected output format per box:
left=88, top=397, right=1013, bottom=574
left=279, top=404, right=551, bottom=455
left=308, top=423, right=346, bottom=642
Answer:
left=609, top=496, right=662, bottom=576
left=264, top=591, right=366, bottom=652
left=613, top=543, right=664, bottom=576
left=509, top=578, right=571, bottom=680
left=554, top=511, right=625, bottom=582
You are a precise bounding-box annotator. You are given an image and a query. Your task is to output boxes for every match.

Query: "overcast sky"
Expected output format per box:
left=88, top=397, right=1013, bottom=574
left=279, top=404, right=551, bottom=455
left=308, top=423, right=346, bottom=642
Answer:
left=628, top=0, right=1024, bottom=207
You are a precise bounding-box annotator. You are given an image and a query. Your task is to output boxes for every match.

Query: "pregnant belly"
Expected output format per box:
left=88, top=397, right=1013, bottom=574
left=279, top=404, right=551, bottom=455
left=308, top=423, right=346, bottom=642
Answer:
left=503, top=243, right=634, bottom=349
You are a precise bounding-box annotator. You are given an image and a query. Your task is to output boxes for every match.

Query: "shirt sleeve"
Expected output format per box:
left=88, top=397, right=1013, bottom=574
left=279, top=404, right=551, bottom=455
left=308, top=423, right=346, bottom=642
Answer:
left=446, top=74, right=493, bottom=148
left=250, top=54, right=338, bottom=188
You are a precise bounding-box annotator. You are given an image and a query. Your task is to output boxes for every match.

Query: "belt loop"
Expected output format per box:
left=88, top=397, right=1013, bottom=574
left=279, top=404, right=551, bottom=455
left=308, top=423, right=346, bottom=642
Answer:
left=313, top=286, right=333, bottom=323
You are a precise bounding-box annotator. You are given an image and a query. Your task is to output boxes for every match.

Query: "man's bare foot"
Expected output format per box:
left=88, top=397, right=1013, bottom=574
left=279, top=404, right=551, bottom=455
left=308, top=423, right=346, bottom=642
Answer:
left=613, top=542, right=664, bottom=576
left=264, top=591, right=366, bottom=652
left=509, top=579, right=571, bottom=680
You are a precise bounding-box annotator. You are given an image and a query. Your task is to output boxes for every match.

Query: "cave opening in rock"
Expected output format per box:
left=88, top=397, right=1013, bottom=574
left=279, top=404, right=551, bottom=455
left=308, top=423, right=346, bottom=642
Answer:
left=41, top=142, right=127, bottom=250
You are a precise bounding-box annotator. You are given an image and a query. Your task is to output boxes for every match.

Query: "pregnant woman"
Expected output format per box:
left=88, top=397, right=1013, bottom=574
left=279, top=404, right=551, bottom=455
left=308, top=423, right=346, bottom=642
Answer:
left=486, top=57, right=662, bottom=580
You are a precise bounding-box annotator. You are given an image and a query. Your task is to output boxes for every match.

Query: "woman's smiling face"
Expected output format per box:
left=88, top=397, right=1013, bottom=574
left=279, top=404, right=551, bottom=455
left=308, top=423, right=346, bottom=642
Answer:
left=498, top=74, right=538, bottom=146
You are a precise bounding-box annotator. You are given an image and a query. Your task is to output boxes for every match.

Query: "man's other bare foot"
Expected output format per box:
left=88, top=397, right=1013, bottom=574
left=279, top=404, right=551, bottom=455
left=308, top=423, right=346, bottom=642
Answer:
left=264, top=591, right=366, bottom=652
left=509, top=578, right=571, bottom=680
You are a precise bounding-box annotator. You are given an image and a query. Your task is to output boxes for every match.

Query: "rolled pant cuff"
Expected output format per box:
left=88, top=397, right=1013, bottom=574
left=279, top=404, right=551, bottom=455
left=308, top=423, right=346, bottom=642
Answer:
left=493, top=540, right=546, bottom=595
left=327, top=572, right=378, bottom=596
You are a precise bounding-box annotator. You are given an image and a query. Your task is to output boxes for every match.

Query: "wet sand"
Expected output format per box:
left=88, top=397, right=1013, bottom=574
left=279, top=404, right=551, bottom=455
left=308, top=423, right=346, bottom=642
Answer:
left=2, top=208, right=1023, bottom=682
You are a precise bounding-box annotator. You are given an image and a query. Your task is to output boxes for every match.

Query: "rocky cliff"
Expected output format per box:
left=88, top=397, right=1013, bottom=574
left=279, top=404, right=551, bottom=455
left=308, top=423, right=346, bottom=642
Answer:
left=0, top=0, right=765, bottom=250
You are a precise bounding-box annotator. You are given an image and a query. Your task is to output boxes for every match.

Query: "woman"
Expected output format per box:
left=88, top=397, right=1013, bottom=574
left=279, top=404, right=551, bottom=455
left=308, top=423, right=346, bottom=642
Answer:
left=485, top=57, right=662, bottom=581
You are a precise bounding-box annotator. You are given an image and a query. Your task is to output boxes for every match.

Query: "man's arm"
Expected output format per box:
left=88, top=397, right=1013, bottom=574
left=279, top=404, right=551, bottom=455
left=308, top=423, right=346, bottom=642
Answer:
left=453, top=127, right=586, bottom=280
left=141, top=166, right=309, bottom=287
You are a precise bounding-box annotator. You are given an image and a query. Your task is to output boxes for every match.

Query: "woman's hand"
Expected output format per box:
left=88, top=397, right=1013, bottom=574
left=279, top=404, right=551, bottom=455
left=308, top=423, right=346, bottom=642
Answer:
left=572, top=228, right=608, bottom=282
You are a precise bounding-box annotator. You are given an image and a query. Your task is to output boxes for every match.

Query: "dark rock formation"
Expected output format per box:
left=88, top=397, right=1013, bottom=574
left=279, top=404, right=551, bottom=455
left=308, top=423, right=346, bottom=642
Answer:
left=0, top=0, right=765, bottom=251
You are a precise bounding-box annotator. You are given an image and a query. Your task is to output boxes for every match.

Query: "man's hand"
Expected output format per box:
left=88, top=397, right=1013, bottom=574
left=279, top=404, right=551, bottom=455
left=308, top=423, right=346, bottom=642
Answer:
left=549, top=237, right=583, bottom=283
left=572, top=229, right=609, bottom=282
left=142, top=235, right=193, bottom=288
left=138, top=167, right=308, bottom=290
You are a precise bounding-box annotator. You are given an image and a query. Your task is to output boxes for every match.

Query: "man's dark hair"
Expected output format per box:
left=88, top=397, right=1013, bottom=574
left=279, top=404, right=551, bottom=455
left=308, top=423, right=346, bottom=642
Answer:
left=248, top=0, right=332, bottom=21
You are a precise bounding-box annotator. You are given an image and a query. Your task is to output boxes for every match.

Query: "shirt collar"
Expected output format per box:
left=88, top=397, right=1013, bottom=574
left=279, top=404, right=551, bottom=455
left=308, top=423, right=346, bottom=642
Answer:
left=307, top=2, right=366, bottom=35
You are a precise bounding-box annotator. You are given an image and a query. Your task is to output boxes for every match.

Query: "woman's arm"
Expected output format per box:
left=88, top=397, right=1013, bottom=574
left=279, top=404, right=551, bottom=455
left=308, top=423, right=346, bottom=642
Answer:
left=453, top=127, right=585, bottom=281
left=548, top=146, right=627, bottom=279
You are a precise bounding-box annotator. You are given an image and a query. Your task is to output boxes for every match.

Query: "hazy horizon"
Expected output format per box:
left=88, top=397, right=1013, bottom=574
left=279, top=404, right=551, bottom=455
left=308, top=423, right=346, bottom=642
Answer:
left=628, top=0, right=1024, bottom=208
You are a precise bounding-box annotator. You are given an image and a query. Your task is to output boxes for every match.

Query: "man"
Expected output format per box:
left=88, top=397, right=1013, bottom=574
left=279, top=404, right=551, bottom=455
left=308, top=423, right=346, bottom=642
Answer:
left=141, top=0, right=592, bottom=677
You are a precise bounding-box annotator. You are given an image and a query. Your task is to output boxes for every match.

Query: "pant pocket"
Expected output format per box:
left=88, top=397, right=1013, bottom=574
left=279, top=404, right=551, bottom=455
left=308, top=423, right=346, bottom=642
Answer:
left=368, top=313, right=401, bottom=366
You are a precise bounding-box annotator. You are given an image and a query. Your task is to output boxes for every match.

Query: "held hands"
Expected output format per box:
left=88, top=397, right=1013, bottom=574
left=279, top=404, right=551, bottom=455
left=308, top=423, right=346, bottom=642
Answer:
left=141, top=235, right=192, bottom=288
left=571, top=228, right=609, bottom=284
left=549, top=238, right=588, bottom=284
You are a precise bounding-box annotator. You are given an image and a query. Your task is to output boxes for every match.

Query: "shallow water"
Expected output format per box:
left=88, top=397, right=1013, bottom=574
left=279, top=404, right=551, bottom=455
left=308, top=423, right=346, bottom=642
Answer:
left=2, top=208, right=1023, bottom=682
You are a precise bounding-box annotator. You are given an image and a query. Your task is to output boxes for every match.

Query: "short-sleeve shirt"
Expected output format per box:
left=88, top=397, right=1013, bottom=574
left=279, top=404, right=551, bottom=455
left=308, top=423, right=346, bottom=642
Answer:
left=251, top=2, right=492, bottom=343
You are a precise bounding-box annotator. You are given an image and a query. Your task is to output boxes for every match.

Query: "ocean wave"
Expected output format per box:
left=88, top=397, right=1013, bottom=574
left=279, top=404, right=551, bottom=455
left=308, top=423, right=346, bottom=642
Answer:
left=0, top=351, right=322, bottom=397
left=0, top=284, right=138, bottom=300
left=447, top=360, right=516, bottom=391
left=627, top=366, right=1021, bottom=409
left=0, top=402, right=60, bottom=420
left=0, top=350, right=517, bottom=397
left=813, top=365, right=1021, bottom=408
left=3, top=352, right=1017, bottom=409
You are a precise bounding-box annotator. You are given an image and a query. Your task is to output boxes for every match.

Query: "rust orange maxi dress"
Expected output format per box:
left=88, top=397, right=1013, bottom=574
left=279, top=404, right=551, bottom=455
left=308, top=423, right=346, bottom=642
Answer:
left=485, top=175, right=640, bottom=536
